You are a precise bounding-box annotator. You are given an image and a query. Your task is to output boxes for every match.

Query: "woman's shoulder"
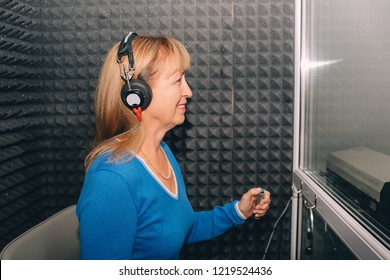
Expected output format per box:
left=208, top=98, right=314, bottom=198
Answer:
left=89, top=152, right=142, bottom=178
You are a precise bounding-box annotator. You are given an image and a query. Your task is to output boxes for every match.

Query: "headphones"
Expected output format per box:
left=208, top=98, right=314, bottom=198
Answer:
left=117, top=32, right=152, bottom=121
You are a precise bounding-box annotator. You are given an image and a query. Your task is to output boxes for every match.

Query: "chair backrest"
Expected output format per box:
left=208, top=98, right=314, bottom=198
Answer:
left=0, top=205, right=80, bottom=260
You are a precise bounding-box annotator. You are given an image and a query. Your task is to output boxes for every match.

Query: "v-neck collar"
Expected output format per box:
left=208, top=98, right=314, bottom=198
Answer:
left=136, top=150, right=178, bottom=200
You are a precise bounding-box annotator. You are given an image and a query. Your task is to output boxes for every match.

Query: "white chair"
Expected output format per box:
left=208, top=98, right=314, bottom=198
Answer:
left=0, top=205, right=80, bottom=260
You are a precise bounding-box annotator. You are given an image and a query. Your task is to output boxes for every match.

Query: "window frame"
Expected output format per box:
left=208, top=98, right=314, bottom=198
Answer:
left=290, top=0, right=390, bottom=260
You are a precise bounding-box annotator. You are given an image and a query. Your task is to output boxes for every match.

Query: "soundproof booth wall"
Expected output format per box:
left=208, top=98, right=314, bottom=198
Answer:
left=0, top=0, right=294, bottom=260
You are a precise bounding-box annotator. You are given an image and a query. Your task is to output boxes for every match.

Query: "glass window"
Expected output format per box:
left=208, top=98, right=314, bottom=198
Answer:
left=300, top=0, right=390, bottom=248
left=300, top=207, right=356, bottom=260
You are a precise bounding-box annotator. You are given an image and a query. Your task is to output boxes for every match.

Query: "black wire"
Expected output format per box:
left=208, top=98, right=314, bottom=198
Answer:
left=262, top=197, right=292, bottom=260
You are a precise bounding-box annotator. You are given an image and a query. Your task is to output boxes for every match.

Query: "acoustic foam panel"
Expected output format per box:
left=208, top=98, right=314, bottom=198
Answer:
left=0, top=0, right=294, bottom=259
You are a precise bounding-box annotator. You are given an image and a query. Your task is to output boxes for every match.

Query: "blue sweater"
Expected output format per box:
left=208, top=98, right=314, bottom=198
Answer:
left=76, top=142, right=245, bottom=260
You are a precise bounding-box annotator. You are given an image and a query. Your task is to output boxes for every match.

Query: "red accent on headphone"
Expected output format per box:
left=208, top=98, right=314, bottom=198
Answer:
left=132, top=107, right=142, bottom=122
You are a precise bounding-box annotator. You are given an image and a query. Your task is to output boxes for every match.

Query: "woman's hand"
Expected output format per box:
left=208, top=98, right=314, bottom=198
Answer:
left=237, top=187, right=271, bottom=219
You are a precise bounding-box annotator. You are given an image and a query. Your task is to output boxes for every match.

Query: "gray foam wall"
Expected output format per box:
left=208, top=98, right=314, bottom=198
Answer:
left=0, top=0, right=294, bottom=259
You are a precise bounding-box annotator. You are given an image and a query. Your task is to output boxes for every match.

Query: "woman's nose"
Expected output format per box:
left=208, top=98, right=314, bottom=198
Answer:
left=183, top=79, right=193, bottom=98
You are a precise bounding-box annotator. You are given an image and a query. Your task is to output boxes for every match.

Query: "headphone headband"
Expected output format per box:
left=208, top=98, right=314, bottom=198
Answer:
left=117, top=32, right=138, bottom=68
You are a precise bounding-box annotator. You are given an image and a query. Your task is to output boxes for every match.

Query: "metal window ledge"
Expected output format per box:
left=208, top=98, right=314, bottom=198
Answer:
left=293, top=168, right=390, bottom=260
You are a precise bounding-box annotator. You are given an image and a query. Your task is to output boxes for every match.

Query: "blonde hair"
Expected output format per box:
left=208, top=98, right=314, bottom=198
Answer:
left=85, top=35, right=191, bottom=169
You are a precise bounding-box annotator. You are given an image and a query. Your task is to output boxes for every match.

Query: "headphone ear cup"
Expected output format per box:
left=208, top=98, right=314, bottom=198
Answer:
left=121, top=79, right=153, bottom=110
left=131, top=80, right=152, bottom=110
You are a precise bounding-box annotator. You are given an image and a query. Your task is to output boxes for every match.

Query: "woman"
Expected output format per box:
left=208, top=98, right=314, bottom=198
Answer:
left=76, top=32, right=271, bottom=260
